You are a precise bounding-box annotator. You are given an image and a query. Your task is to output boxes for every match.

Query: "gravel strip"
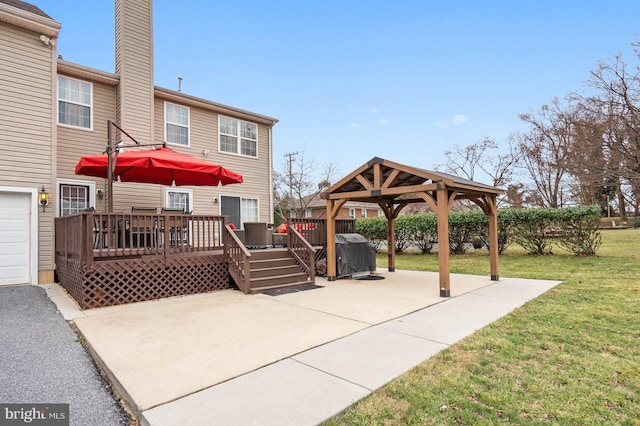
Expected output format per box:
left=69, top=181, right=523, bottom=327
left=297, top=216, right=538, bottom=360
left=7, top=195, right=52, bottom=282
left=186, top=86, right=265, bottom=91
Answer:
left=0, top=286, right=128, bottom=425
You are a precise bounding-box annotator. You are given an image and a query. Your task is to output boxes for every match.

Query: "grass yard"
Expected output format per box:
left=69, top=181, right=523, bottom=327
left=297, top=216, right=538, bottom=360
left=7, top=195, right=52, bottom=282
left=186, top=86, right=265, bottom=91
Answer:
left=324, top=229, right=640, bottom=425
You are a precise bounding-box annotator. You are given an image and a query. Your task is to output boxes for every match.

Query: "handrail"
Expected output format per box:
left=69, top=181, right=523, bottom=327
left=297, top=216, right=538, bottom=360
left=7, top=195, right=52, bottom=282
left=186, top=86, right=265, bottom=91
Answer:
left=287, top=225, right=316, bottom=282
left=223, top=224, right=252, bottom=294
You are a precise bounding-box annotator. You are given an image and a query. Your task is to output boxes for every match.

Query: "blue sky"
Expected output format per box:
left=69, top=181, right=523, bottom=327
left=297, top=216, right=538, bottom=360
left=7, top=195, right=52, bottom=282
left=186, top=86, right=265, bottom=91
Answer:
left=38, top=1, right=640, bottom=185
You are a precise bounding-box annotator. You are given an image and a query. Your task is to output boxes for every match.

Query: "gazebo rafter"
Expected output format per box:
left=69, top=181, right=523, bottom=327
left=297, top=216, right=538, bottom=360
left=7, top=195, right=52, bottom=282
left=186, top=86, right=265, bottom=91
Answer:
left=322, top=157, right=504, bottom=297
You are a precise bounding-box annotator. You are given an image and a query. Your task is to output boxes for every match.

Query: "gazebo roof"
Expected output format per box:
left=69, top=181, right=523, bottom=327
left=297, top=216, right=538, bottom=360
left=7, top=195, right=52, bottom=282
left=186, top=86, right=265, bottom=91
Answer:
left=322, top=157, right=503, bottom=204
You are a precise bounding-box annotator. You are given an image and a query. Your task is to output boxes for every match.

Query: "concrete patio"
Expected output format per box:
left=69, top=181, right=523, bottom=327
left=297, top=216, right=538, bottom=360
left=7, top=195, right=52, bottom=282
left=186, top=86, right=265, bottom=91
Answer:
left=44, top=270, right=560, bottom=426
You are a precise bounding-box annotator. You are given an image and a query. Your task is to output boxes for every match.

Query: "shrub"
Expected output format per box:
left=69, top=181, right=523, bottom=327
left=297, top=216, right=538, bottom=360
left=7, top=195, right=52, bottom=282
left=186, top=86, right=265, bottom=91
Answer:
left=356, top=216, right=387, bottom=252
left=555, top=205, right=602, bottom=256
left=503, top=208, right=556, bottom=255
left=412, top=213, right=438, bottom=254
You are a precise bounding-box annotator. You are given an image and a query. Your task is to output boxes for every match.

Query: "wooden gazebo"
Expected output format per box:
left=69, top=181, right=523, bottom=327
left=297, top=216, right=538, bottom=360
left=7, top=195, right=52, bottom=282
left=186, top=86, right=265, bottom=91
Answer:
left=323, top=157, right=504, bottom=297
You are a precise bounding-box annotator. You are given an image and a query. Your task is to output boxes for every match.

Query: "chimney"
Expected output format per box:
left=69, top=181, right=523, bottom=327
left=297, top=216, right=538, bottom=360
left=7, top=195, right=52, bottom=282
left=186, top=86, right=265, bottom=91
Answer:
left=115, top=0, right=154, bottom=143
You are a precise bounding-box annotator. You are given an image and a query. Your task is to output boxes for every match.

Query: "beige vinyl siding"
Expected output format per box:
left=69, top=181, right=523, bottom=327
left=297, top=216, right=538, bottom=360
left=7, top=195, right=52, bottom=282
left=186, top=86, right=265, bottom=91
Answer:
left=0, top=22, right=55, bottom=270
left=115, top=0, right=154, bottom=144
left=153, top=99, right=272, bottom=220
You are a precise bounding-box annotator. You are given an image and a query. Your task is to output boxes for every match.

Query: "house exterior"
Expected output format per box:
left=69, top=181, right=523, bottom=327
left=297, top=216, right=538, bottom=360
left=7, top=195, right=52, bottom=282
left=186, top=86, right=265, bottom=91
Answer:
left=289, top=193, right=384, bottom=220
left=0, top=0, right=277, bottom=286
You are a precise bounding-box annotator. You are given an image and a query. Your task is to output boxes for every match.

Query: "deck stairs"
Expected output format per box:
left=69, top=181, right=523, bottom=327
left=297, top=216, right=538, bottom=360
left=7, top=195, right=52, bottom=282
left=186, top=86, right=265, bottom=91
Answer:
left=247, top=248, right=314, bottom=294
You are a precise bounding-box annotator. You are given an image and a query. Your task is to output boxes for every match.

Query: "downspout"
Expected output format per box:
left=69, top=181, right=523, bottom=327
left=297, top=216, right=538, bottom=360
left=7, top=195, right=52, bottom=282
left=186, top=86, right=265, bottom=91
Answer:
left=268, top=122, right=274, bottom=222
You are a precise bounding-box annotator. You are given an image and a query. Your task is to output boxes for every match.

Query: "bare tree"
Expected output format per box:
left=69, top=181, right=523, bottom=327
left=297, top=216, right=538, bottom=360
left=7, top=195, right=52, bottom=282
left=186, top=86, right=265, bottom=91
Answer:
left=273, top=149, right=340, bottom=222
left=517, top=98, right=576, bottom=208
left=437, top=135, right=523, bottom=206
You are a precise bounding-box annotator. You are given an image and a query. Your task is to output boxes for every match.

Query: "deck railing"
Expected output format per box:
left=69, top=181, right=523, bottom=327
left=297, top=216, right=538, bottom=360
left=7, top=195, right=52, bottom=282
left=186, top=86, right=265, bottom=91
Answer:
left=287, top=225, right=316, bottom=282
left=55, top=212, right=227, bottom=267
left=287, top=218, right=355, bottom=246
left=223, top=224, right=251, bottom=293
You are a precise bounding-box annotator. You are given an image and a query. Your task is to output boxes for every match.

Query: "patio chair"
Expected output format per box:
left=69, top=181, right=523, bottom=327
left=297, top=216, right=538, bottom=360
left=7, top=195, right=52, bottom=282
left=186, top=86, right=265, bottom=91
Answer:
left=132, top=206, right=157, bottom=214
left=243, top=222, right=273, bottom=249
left=161, top=207, right=185, bottom=214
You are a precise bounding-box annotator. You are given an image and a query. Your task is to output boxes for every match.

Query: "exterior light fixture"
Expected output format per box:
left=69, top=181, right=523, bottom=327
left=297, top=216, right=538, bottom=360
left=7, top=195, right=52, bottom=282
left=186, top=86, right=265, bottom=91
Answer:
left=38, top=185, right=50, bottom=212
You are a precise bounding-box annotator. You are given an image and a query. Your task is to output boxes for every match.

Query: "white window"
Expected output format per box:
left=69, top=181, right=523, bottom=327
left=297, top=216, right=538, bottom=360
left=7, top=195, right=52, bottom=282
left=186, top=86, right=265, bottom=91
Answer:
left=57, top=179, right=95, bottom=216
left=290, top=210, right=297, bottom=219
left=305, top=209, right=312, bottom=218
left=378, top=209, right=384, bottom=217
left=165, top=102, right=190, bottom=146
left=361, top=209, right=367, bottom=217
left=58, top=76, right=92, bottom=129
left=241, top=198, right=259, bottom=223
left=164, top=188, right=192, bottom=213
left=219, top=115, right=258, bottom=157
left=349, top=208, right=356, bottom=219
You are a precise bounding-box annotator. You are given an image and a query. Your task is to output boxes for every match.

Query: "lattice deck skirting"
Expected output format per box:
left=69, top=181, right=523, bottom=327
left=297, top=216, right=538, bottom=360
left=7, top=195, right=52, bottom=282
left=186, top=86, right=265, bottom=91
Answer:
left=56, top=253, right=229, bottom=309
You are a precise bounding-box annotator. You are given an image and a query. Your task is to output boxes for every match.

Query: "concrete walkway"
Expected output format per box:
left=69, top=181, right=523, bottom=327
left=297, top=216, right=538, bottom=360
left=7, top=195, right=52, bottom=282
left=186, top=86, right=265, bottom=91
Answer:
left=44, top=270, right=560, bottom=426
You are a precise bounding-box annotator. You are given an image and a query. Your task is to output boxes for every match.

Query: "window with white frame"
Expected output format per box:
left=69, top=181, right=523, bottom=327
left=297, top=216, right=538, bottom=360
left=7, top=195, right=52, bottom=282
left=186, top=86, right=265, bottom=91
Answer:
left=165, top=102, right=189, bottom=146
left=361, top=209, right=367, bottom=217
left=58, top=180, right=95, bottom=216
left=305, top=209, right=312, bottom=218
left=378, top=209, right=384, bottom=217
left=165, top=188, right=192, bottom=213
left=241, top=198, right=259, bottom=223
left=58, top=76, right=92, bottom=129
left=349, top=208, right=356, bottom=219
left=290, top=210, right=297, bottom=219
left=219, top=115, right=258, bottom=157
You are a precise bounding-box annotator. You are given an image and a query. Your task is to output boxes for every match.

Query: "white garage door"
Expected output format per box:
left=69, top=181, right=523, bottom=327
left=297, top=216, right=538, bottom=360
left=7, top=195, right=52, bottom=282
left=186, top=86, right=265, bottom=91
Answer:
left=0, top=192, right=31, bottom=285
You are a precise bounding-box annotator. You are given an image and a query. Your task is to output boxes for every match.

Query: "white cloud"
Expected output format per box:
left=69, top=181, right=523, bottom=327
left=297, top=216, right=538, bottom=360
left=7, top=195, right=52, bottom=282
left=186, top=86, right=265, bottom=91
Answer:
left=370, top=107, right=378, bottom=113
left=351, top=122, right=361, bottom=128
left=376, top=118, right=390, bottom=125
left=451, top=114, right=468, bottom=125
left=436, top=114, right=469, bottom=129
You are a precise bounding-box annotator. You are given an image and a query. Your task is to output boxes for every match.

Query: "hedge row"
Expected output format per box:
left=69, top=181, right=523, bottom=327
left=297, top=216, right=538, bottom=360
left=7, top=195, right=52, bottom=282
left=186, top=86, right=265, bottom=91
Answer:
left=355, top=206, right=602, bottom=256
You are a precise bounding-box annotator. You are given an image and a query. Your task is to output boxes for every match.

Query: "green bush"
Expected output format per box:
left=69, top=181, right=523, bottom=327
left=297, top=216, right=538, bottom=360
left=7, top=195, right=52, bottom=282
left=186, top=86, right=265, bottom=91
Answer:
left=355, top=216, right=387, bottom=252
left=411, top=213, right=438, bottom=254
left=555, top=205, right=602, bottom=256
left=502, top=208, right=556, bottom=255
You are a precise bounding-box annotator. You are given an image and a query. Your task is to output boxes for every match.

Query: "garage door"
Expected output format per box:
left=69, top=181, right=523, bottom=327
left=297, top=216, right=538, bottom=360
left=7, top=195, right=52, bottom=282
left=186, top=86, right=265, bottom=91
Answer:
left=0, top=192, right=31, bottom=285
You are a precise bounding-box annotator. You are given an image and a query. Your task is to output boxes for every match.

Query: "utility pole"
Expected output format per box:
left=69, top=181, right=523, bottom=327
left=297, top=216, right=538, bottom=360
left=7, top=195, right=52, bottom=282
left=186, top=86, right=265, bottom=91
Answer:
left=284, top=151, right=298, bottom=200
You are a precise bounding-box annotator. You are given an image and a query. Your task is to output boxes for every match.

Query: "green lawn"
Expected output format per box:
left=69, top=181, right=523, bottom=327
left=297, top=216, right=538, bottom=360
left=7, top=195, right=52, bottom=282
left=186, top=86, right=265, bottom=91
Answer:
left=324, top=229, right=640, bottom=425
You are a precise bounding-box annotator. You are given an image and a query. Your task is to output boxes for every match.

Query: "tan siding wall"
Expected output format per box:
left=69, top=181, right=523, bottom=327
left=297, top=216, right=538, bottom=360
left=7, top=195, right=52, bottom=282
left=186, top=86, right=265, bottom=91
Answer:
left=153, top=99, right=272, bottom=219
left=0, top=22, right=55, bottom=272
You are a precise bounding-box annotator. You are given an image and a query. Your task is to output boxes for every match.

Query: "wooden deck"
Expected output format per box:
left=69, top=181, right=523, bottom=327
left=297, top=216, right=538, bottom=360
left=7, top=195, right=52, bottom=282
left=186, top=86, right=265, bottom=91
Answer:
left=55, top=214, right=355, bottom=309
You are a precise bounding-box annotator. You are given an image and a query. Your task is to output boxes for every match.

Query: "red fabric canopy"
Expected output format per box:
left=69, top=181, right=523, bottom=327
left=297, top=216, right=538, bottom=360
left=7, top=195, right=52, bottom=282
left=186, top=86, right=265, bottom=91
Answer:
left=75, top=147, right=243, bottom=186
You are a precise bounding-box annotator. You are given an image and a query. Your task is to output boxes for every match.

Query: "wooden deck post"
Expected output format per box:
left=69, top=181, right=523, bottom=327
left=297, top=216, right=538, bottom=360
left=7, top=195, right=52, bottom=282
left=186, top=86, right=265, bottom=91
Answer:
left=487, top=195, right=499, bottom=280
left=436, top=188, right=451, bottom=297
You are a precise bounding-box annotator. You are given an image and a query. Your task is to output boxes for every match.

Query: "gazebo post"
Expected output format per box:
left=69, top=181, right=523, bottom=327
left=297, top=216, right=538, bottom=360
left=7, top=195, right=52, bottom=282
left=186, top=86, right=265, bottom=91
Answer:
left=436, top=188, right=451, bottom=297
left=326, top=199, right=337, bottom=281
left=487, top=195, right=499, bottom=280
left=387, top=211, right=396, bottom=272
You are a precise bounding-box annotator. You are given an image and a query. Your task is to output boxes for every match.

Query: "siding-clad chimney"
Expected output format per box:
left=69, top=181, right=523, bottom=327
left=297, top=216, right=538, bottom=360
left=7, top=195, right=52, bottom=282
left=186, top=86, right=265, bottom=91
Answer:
left=115, top=0, right=154, bottom=143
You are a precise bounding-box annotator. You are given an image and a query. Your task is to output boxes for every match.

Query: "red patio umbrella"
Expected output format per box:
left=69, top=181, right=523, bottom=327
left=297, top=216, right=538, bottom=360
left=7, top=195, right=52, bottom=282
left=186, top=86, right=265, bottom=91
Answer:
left=75, top=147, right=243, bottom=187
left=75, top=147, right=243, bottom=211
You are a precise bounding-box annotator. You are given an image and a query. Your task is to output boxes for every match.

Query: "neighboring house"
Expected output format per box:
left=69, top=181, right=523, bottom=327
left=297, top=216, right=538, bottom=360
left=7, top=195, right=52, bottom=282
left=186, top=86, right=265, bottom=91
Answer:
left=288, top=193, right=384, bottom=220
left=0, top=0, right=277, bottom=285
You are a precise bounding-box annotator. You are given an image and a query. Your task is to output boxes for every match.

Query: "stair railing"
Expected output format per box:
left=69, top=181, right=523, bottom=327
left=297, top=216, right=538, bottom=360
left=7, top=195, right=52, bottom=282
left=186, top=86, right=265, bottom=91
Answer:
left=287, top=225, right=316, bottom=283
left=223, top=224, right=252, bottom=294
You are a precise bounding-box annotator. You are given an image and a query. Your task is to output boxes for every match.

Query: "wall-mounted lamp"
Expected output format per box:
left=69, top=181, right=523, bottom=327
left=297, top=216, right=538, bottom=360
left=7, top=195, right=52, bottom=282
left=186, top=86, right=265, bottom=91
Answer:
left=213, top=197, right=219, bottom=204
left=202, top=149, right=210, bottom=156
left=38, top=185, right=50, bottom=212
left=96, top=188, right=105, bottom=198
left=39, top=34, right=54, bottom=46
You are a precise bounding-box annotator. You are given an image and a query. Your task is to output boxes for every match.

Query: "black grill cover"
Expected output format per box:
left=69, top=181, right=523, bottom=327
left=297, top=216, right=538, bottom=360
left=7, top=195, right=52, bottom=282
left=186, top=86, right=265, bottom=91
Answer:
left=336, top=233, right=376, bottom=278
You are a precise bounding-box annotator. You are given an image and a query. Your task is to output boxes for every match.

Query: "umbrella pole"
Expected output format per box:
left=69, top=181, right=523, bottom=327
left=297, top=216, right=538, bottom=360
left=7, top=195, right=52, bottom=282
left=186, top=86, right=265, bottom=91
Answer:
left=107, top=120, right=114, bottom=212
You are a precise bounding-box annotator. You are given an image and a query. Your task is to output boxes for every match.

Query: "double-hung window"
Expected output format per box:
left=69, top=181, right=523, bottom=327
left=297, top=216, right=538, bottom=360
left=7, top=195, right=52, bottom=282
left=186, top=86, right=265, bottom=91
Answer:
left=165, top=188, right=192, bottom=213
left=58, top=76, right=92, bottom=129
left=219, top=115, right=258, bottom=157
left=165, top=102, right=189, bottom=146
left=241, top=198, right=259, bottom=223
